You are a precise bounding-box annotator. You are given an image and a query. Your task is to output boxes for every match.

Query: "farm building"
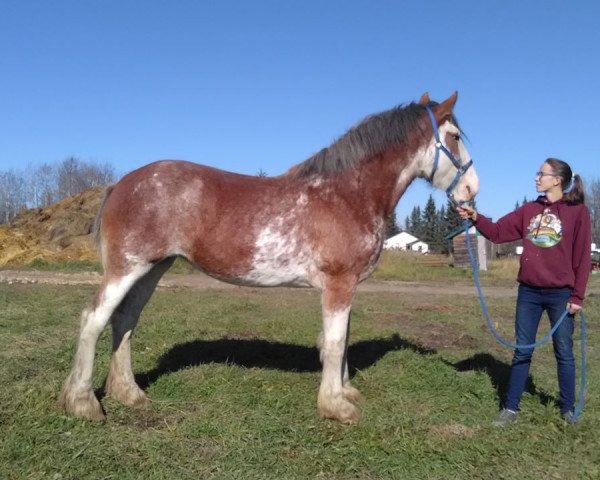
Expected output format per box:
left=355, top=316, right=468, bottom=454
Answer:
left=445, top=225, right=498, bottom=271
left=383, top=232, right=429, bottom=253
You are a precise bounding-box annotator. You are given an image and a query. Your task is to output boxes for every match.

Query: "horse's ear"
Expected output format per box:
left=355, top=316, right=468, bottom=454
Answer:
left=433, top=91, right=458, bottom=122
left=418, top=92, right=430, bottom=105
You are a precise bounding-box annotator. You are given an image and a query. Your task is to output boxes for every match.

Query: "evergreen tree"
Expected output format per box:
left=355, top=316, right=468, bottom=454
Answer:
left=385, top=210, right=401, bottom=238
left=422, top=194, right=438, bottom=248
left=404, top=215, right=411, bottom=233
left=441, top=198, right=465, bottom=255
left=436, top=204, right=447, bottom=253
left=408, top=205, right=423, bottom=238
left=444, top=198, right=463, bottom=235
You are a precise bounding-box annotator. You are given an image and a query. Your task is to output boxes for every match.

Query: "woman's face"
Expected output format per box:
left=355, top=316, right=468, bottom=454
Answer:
left=535, top=162, right=561, bottom=193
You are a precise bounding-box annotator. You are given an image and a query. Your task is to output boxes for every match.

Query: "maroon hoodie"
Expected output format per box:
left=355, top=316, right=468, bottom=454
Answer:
left=474, top=196, right=592, bottom=306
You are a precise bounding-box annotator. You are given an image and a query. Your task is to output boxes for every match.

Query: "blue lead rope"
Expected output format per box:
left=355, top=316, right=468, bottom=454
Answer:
left=463, top=219, right=587, bottom=420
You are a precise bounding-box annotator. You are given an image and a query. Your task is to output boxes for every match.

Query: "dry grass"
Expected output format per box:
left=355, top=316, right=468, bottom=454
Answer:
left=0, top=187, right=106, bottom=265
left=373, top=250, right=519, bottom=285
left=485, top=256, right=521, bottom=282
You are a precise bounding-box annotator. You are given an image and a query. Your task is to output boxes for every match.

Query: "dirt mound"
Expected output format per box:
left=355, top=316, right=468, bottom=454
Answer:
left=0, top=185, right=108, bottom=265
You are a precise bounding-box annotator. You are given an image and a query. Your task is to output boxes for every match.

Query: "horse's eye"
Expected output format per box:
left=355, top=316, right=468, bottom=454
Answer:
left=453, top=134, right=460, bottom=141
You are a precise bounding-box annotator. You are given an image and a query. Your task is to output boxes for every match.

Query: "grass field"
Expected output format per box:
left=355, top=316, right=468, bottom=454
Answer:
left=1, top=274, right=599, bottom=479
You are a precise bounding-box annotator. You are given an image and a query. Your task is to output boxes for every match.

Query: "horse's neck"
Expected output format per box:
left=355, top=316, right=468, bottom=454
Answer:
left=349, top=150, right=418, bottom=218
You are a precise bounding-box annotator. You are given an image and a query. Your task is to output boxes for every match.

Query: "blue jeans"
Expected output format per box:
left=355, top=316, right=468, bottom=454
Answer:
left=505, top=284, right=575, bottom=414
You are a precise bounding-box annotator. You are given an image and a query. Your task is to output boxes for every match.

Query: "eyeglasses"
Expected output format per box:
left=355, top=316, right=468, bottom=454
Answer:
left=535, top=171, right=557, bottom=178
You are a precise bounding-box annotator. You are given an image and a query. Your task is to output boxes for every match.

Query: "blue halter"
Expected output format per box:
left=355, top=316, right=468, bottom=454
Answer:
left=424, top=105, right=473, bottom=203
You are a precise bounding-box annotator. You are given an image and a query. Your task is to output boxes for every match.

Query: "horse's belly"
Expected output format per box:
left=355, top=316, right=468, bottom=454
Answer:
left=223, top=222, right=318, bottom=287
left=236, top=258, right=314, bottom=287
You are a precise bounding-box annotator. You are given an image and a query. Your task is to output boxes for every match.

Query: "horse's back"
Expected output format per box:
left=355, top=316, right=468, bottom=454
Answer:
left=99, top=160, right=308, bottom=280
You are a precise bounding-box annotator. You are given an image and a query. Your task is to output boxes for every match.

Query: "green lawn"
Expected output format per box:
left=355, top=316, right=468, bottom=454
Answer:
left=1, top=281, right=599, bottom=479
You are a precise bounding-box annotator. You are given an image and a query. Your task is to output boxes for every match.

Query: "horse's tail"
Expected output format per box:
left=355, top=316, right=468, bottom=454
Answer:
left=94, top=184, right=114, bottom=265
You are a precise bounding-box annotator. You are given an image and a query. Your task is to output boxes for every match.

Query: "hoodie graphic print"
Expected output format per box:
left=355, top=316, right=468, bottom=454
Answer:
left=527, top=208, right=562, bottom=248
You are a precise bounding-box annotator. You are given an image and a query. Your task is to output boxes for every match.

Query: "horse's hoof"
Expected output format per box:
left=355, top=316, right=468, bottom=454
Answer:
left=59, top=387, right=106, bottom=421
left=343, top=385, right=364, bottom=405
left=318, top=395, right=361, bottom=424
left=106, top=380, right=148, bottom=407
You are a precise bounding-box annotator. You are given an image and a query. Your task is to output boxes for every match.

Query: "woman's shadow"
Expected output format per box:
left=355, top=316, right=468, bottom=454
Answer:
left=446, top=353, right=555, bottom=409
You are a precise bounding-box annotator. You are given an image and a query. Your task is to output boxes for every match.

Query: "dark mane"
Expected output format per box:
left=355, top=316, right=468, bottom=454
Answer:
left=285, top=102, right=430, bottom=178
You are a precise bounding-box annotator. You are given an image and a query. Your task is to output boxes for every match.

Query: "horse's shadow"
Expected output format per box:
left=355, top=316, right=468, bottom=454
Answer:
left=446, top=353, right=555, bottom=409
left=101, top=335, right=556, bottom=411
left=133, top=333, right=435, bottom=391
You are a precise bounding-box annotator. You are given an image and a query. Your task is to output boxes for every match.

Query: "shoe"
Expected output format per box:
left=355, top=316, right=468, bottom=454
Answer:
left=493, top=408, right=517, bottom=426
left=561, top=411, right=578, bottom=425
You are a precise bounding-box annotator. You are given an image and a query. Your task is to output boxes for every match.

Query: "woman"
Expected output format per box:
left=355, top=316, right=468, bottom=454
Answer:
left=458, top=158, right=591, bottom=425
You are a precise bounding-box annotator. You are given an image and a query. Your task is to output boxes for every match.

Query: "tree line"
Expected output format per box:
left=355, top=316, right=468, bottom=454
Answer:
left=0, top=157, right=115, bottom=224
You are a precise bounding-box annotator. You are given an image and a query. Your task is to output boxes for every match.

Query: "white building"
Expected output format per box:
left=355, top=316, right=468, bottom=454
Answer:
left=409, top=240, right=430, bottom=254
left=383, top=232, right=429, bottom=253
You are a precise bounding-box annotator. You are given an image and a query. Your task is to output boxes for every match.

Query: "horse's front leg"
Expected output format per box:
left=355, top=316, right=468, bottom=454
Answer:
left=318, top=276, right=361, bottom=424
left=317, top=314, right=363, bottom=406
left=341, top=318, right=363, bottom=405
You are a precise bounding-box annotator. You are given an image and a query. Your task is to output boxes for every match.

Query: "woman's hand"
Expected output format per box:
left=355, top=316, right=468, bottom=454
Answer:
left=457, top=205, right=478, bottom=222
left=567, top=303, right=582, bottom=315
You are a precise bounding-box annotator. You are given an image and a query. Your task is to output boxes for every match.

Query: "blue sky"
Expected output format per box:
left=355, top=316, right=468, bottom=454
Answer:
left=1, top=1, right=599, bottom=224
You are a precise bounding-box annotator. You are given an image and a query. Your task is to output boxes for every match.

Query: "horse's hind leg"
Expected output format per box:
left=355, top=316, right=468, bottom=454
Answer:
left=59, top=265, right=152, bottom=420
left=105, top=257, right=175, bottom=406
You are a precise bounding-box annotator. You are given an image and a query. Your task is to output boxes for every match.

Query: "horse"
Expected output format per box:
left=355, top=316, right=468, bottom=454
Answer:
left=59, top=91, right=479, bottom=424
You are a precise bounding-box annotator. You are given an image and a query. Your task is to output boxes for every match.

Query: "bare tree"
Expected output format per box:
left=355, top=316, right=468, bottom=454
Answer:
left=586, top=177, right=600, bottom=244
left=81, top=161, right=115, bottom=187
left=0, top=170, right=27, bottom=223
left=57, top=157, right=82, bottom=198
left=0, top=158, right=116, bottom=223
left=57, top=157, right=115, bottom=199
left=26, top=163, right=57, bottom=208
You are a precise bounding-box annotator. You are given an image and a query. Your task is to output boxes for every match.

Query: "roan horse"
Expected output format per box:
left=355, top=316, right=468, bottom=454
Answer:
left=59, top=92, right=478, bottom=424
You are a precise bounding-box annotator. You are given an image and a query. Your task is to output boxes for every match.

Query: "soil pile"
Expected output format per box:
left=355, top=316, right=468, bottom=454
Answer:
left=0, top=186, right=108, bottom=265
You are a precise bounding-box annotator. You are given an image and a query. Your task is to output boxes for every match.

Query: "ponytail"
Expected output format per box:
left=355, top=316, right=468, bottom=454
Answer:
left=564, top=174, right=585, bottom=205
left=544, top=157, right=585, bottom=205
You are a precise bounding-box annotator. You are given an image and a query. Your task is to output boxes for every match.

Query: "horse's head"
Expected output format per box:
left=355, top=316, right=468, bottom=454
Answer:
left=418, top=92, right=479, bottom=204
